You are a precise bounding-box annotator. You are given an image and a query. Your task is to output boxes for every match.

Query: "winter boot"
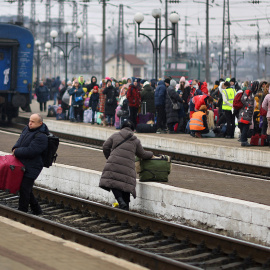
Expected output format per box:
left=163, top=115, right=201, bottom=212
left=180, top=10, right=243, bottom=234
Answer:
left=117, top=197, right=128, bottom=210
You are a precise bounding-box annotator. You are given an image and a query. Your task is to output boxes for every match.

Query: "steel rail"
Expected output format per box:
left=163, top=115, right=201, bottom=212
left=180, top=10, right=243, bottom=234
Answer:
left=0, top=204, right=197, bottom=270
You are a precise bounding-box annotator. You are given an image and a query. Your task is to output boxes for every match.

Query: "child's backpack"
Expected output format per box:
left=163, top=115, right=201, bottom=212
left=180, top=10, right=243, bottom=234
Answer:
left=233, top=92, right=243, bottom=110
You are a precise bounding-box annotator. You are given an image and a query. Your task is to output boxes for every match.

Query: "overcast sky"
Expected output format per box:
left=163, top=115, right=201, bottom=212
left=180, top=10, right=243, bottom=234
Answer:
left=1, top=0, right=270, bottom=52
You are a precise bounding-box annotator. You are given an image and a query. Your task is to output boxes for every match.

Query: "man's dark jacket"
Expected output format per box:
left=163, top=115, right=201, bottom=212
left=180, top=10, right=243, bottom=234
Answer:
left=154, top=81, right=167, bottom=106
left=12, top=124, right=49, bottom=179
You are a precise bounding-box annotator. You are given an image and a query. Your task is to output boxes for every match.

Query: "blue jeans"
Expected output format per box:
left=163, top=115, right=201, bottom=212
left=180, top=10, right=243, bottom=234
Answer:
left=106, top=114, right=115, bottom=125
left=239, top=122, right=249, bottom=143
left=53, top=92, right=58, bottom=105
left=69, top=106, right=74, bottom=120
left=92, top=110, right=97, bottom=123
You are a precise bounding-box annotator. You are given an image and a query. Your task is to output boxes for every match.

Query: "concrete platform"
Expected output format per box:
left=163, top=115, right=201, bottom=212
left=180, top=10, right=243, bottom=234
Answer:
left=19, top=100, right=270, bottom=168
left=0, top=216, right=147, bottom=270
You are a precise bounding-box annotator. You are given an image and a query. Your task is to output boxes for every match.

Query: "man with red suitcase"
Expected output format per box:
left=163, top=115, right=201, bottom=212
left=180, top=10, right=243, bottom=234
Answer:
left=12, top=113, right=49, bottom=215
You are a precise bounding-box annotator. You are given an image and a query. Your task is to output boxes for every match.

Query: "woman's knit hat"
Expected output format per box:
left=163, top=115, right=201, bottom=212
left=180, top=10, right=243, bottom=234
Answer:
left=180, top=76, right=185, bottom=83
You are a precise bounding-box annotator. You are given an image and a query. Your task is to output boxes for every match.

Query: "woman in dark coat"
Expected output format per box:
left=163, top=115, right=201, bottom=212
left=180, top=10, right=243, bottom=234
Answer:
left=140, top=81, right=155, bottom=114
left=103, top=79, right=118, bottom=126
left=99, top=120, right=153, bottom=210
left=165, top=79, right=183, bottom=133
left=35, top=81, right=49, bottom=112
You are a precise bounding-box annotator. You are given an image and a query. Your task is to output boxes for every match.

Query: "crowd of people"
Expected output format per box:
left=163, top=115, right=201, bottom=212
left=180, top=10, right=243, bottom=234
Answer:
left=34, top=75, right=270, bottom=147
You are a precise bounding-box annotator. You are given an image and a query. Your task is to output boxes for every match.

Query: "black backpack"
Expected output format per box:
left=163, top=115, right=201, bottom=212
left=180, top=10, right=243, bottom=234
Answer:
left=36, top=132, right=59, bottom=168
left=42, top=133, right=59, bottom=168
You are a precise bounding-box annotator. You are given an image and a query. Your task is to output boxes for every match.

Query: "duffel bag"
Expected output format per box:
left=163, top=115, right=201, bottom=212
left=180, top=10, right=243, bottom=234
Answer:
left=136, top=123, right=157, bottom=133
left=136, top=155, right=171, bottom=182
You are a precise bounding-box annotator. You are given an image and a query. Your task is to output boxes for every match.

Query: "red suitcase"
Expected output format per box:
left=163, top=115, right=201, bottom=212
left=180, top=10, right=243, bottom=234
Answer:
left=250, top=134, right=268, bottom=146
left=0, top=155, right=25, bottom=194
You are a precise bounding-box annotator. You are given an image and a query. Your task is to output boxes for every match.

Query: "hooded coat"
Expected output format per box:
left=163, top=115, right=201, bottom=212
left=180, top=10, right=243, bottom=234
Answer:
left=35, top=85, right=49, bottom=103
left=141, top=84, right=155, bottom=113
left=200, top=82, right=209, bottom=95
left=12, top=123, right=49, bottom=179
left=86, top=76, right=98, bottom=92
left=78, top=76, right=85, bottom=87
left=238, top=89, right=255, bottom=124
left=103, top=85, right=118, bottom=115
left=154, top=81, right=166, bottom=106
left=99, top=127, right=153, bottom=198
left=165, top=85, right=182, bottom=124
left=262, top=89, right=270, bottom=118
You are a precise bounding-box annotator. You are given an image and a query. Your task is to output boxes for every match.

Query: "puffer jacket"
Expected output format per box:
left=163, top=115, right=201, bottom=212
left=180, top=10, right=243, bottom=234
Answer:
left=154, top=81, right=166, bottom=106
left=12, top=124, right=49, bottom=179
left=69, top=86, right=85, bottom=106
left=103, top=85, right=118, bottom=115
left=36, top=85, right=49, bottom=103
left=99, top=127, right=153, bottom=198
left=238, top=89, right=255, bottom=124
left=141, top=84, right=155, bottom=113
left=165, top=86, right=182, bottom=124
left=262, top=89, right=270, bottom=118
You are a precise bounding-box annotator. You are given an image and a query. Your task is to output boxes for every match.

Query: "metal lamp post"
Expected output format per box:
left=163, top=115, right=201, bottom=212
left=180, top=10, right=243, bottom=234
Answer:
left=34, top=40, right=51, bottom=86
left=264, top=47, right=270, bottom=78
left=134, top=10, right=180, bottom=81
left=50, top=28, right=83, bottom=84
left=224, top=47, right=230, bottom=78
left=211, top=52, right=222, bottom=79
left=232, top=49, right=244, bottom=79
left=224, top=48, right=244, bottom=79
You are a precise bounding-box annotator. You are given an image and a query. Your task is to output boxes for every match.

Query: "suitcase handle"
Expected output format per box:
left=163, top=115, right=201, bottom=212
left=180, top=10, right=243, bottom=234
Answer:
left=9, top=165, right=25, bottom=172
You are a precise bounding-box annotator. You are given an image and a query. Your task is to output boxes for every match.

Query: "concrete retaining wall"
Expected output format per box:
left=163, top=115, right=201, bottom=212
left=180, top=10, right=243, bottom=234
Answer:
left=2, top=151, right=269, bottom=246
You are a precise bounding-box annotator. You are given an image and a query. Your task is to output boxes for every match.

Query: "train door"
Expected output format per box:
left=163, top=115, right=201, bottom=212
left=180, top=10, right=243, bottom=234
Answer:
left=0, top=47, right=12, bottom=91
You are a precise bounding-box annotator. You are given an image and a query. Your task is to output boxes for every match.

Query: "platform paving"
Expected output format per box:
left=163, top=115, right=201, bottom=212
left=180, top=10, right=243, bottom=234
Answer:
left=0, top=216, right=147, bottom=270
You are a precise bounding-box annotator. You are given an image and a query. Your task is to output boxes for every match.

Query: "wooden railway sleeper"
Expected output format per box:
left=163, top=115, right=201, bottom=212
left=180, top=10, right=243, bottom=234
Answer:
left=158, top=247, right=198, bottom=258
left=97, top=228, right=132, bottom=237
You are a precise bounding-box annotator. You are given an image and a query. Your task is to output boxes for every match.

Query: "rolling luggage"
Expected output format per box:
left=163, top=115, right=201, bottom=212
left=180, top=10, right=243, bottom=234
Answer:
left=138, top=112, right=154, bottom=124
left=0, top=155, right=25, bottom=194
left=250, top=134, right=268, bottom=146
left=141, top=101, right=147, bottom=115
left=136, top=123, right=157, bottom=133
left=47, top=105, right=59, bottom=117
left=135, top=155, right=171, bottom=182
left=120, top=115, right=129, bottom=127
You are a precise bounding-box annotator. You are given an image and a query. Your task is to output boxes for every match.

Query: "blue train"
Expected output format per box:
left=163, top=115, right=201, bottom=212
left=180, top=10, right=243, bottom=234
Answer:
left=0, top=23, right=34, bottom=122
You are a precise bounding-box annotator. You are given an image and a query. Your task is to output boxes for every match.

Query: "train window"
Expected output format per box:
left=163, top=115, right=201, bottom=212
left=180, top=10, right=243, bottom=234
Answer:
left=0, top=53, right=4, bottom=60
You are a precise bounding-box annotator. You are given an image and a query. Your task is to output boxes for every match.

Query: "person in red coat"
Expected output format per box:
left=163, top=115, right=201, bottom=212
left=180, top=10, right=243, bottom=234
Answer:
left=190, top=94, right=213, bottom=118
left=126, top=80, right=141, bottom=128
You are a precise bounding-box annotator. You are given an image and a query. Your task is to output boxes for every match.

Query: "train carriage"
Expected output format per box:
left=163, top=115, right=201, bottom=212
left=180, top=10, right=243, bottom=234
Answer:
left=0, top=23, right=34, bottom=122
left=164, top=54, right=206, bottom=81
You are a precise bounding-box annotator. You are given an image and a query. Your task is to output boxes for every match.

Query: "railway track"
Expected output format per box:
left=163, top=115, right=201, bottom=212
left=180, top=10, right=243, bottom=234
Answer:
left=6, top=117, right=270, bottom=181
left=0, top=187, right=270, bottom=269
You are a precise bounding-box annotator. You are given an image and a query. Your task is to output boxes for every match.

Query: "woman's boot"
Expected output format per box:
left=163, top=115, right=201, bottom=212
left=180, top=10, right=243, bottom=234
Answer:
left=117, top=197, right=128, bottom=210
